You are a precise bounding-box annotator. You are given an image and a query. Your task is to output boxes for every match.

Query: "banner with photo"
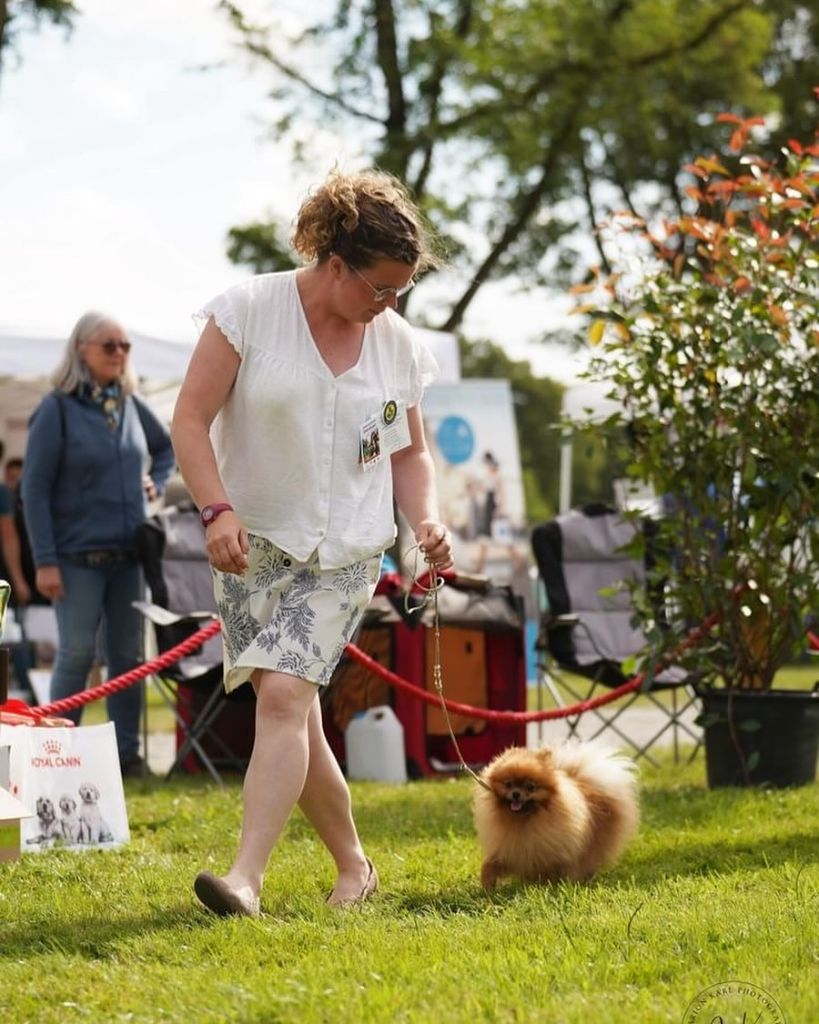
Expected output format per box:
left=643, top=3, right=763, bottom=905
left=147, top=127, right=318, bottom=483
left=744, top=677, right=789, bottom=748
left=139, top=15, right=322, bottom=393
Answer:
left=417, top=380, right=528, bottom=583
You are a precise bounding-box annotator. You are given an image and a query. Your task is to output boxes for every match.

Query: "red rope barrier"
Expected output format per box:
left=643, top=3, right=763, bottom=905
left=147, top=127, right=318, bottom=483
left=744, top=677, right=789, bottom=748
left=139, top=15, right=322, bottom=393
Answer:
left=26, top=619, right=222, bottom=720
left=344, top=644, right=642, bottom=722
left=344, top=606, right=723, bottom=723
left=15, top=590, right=802, bottom=726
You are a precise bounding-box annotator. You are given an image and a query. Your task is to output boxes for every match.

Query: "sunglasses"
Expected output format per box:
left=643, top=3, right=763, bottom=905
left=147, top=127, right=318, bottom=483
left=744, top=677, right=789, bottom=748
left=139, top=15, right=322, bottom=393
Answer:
left=346, top=261, right=416, bottom=303
left=94, top=339, right=132, bottom=355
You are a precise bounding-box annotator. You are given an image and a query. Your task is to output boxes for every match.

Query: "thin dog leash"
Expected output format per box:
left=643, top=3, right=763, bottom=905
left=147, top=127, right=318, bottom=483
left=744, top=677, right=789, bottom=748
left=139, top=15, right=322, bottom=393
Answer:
left=403, top=547, right=491, bottom=791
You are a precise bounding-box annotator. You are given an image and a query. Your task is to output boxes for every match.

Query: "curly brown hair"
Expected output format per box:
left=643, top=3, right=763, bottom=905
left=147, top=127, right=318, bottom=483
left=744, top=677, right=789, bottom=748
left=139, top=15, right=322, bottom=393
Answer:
left=292, top=168, right=440, bottom=271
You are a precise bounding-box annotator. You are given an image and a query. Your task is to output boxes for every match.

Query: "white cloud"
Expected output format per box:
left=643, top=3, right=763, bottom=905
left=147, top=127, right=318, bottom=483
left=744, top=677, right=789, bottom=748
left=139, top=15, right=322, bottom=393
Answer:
left=73, top=68, right=143, bottom=121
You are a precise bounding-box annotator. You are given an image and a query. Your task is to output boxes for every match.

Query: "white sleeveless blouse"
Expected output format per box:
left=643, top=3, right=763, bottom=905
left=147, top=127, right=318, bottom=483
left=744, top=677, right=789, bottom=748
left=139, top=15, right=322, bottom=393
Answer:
left=196, top=271, right=439, bottom=569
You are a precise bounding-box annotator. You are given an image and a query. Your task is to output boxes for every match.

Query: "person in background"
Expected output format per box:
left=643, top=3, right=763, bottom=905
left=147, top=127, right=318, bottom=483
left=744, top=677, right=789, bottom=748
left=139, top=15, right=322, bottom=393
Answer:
left=0, top=444, right=31, bottom=607
left=4, top=457, right=23, bottom=490
left=172, top=168, right=454, bottom=918
left=0, top=450, right=35, bottom=694
left=21, top=312, right=175, bottom=777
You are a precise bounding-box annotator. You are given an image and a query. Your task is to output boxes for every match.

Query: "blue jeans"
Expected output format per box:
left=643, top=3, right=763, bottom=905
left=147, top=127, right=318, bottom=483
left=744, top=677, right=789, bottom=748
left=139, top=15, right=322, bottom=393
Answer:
left=51, top=557, right=144, bottom=766
left=9, top=638, right=34, bottom=692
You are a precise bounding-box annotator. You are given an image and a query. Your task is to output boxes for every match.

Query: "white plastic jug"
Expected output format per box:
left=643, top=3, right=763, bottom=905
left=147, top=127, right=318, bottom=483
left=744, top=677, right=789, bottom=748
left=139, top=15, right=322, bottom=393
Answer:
left=344, top=705, right=407, bottom=784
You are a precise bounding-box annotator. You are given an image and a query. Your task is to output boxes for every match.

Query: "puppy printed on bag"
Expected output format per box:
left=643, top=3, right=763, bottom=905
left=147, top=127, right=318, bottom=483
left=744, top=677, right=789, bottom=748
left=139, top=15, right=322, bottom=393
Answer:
left=0, top=722, right=130, bottom=854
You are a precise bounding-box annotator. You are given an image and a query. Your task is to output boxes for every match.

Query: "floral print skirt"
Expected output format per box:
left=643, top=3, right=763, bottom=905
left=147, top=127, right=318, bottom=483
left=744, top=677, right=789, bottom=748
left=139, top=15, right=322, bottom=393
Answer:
left=212, top=534, right=382, bottom=694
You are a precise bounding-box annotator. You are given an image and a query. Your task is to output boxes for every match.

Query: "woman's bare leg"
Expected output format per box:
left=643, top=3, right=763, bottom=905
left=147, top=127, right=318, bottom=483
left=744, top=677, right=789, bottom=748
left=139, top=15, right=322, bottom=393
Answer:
left=297, top=698, right=371, bottom=902
left=219, top=670, right=317, bottom=902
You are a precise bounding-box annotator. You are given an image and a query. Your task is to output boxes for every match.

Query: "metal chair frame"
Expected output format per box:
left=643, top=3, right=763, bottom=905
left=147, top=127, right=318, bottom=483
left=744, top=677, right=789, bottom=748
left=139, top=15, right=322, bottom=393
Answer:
left=531, top=510, right=702, bottom=765
left=135, top=505, right=253, bottom=785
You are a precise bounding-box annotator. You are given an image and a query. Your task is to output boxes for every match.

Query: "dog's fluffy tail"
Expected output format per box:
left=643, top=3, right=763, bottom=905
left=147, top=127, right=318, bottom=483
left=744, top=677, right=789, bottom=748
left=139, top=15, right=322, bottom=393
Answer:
left=548, top=739, right=638, bottom=796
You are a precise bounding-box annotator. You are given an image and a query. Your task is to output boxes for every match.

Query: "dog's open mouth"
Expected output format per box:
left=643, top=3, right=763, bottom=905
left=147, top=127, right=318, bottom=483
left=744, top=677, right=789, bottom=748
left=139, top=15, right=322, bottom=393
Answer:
left=506, top=797, right=533, bottom=813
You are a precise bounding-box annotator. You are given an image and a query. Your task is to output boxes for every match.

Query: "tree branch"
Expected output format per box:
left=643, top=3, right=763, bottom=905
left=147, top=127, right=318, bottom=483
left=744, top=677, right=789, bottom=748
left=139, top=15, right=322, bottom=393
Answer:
left=439, top=99, right=584, bottom=333
left=409, top=0, right=474, bottom=199
left=579, top=141, right=612, bottom=274
left=427, top=0, right=751, bottom=140
left=218, top=0, right=383, bottom=125
left=627, top=0, right=750, bottom=68
left=373, top=0, right=406, bottom=134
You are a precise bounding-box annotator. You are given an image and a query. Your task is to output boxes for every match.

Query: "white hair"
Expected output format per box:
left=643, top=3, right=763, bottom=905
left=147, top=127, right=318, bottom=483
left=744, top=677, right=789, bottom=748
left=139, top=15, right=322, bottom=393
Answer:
left=50, top=310, right=137, bottom=395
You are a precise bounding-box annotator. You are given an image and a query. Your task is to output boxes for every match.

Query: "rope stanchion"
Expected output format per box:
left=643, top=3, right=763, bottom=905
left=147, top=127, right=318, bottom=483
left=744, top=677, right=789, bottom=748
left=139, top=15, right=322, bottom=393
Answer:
left=25, top=619, right=222, bottom=721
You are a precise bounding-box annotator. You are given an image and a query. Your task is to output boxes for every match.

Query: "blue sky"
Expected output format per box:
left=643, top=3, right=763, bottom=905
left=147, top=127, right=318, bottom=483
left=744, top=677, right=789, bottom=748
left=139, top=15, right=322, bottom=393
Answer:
left=0, top=0, right=587, bottom=382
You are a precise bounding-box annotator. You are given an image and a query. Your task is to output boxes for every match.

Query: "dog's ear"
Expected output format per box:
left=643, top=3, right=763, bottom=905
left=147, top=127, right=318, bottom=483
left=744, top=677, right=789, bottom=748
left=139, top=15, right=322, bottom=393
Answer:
left=536, top=747, right=554, bottom=765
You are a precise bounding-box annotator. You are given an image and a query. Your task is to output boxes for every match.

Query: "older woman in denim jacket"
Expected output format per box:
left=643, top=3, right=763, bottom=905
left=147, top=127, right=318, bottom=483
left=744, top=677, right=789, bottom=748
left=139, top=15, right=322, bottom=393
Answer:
left=21, top=312, right=174, bottom=777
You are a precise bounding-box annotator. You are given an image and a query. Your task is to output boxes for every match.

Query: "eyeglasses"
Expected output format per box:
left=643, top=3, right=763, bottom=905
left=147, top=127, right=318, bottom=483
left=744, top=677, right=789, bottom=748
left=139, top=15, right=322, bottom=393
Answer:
left=347, top=262, right=416, bottom=303
left=95, top=339, right=132, bottom=355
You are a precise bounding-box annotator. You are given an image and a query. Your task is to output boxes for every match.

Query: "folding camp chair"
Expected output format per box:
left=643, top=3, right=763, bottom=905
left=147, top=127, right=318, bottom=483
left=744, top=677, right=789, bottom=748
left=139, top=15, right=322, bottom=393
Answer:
left=531, top=505, right=701, bottom=765
left=135, top=502, right=254, bottom=783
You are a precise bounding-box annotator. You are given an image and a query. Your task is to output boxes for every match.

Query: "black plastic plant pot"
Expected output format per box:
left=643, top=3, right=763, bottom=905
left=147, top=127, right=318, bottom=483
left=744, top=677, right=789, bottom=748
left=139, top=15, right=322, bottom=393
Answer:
left=698, top=687, right=819, bottom=788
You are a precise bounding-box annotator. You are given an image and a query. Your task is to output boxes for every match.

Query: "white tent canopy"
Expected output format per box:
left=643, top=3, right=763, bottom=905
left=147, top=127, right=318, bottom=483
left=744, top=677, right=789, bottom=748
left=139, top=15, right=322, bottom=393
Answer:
left=0, top=330, right=195, bottom=460
left=0, top=329, right=195, bottom=380
left=0, top=325, right=460, bottom=458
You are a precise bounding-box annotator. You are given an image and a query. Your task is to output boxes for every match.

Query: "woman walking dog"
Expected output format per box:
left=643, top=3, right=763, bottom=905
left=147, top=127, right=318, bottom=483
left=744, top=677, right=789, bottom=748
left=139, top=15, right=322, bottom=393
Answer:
left=172, top=168, right=454, bottom=917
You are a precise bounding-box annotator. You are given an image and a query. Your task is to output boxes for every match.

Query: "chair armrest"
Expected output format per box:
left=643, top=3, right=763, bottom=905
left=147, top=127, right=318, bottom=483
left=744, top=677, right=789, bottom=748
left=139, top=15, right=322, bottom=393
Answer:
left=132, top=600, right=216, bottom=627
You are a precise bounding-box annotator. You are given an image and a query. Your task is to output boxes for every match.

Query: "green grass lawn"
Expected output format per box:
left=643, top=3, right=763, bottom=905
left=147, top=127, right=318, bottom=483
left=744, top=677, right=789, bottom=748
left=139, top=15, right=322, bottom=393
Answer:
left=2, top=754, right=818, bottom=1023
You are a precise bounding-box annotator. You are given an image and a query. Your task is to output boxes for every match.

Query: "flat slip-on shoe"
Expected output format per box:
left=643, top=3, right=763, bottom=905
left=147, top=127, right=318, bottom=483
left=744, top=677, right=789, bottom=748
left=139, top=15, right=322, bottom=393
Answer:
left=194, top=871, right=260, bottom=918
left=326, top=857, right=379, bottom=909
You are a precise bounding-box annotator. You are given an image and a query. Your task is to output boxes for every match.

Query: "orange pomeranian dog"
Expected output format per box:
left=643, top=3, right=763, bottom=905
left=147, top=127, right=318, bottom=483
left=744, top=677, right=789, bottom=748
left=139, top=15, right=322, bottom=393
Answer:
left=473, top=741, right=639, bottom=889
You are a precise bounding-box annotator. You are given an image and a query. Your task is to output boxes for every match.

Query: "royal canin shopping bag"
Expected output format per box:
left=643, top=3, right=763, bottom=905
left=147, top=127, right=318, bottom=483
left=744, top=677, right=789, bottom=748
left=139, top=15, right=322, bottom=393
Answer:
left=0, top=722, right=130, bottom=853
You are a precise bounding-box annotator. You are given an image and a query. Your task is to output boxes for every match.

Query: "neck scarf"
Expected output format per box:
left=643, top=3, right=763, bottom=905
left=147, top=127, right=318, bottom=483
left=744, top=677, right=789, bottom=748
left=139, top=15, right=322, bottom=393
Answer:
left=82, top=379, right=124, bottom=432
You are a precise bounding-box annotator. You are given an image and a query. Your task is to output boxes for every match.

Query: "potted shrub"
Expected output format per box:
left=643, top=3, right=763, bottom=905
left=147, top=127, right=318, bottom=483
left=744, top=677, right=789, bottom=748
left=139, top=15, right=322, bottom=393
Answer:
left=574, top=109, right=819, bottom=786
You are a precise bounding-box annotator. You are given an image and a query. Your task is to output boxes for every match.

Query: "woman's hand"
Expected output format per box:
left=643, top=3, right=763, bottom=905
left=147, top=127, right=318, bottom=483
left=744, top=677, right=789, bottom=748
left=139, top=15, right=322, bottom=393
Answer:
left=415, top=519, right=454, bottom=572
left=205, top=512, right=249, bottom=575
left=143, top=474, right=157, bottom=501
left=36, top=565, right=64, bottom=602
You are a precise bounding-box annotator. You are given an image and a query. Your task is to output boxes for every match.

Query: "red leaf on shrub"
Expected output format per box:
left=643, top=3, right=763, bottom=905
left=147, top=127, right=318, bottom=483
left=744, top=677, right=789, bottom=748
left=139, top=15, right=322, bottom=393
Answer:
left=683, top=162, right=708, bottom=179
left=785, top=175, right=815, bottom=197
left=787, top=139, right=803, bottom=155
left=709, top=180, right=740, bottom=198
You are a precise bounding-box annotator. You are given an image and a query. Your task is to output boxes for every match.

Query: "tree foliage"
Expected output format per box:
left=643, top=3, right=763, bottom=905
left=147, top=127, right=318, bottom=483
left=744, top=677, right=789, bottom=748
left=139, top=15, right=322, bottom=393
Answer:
left=0, top=0, right=77, bottom=79
left=218, top=0, right=816, bottom=335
